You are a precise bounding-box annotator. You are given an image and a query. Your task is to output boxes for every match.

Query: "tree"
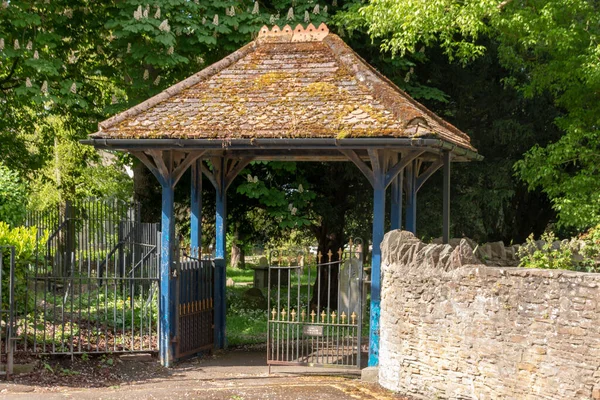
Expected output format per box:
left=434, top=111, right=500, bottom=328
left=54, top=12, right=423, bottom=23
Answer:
left=0, top=1, right=337, bottom=206
left=343, top=0, right=600, bottom=230
left=0, top=163, right=27, bottom=226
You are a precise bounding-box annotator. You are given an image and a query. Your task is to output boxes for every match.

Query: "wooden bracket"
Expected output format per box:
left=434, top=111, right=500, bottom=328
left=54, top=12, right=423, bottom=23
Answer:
left=133, top=150, right=205, bottom=188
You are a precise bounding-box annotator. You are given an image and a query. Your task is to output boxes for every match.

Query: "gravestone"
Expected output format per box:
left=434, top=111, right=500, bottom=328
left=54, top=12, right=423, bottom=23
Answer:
left=339, top=258, right=363, bottom=317
left=253, top=257, right=269, bottom=289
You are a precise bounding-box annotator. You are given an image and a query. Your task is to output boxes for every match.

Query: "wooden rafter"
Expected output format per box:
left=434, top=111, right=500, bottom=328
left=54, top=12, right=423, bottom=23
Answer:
left=415, top=159, right=444, bottom=192
left=339, top=149, right=375, bottom=186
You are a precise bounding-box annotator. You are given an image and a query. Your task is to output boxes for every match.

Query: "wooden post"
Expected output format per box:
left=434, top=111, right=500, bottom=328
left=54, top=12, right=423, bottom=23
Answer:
left=390, top=153, right=403, bottom=230
left=159, top=180, right=176, bottom=367
left=368, top=149, right=386, bottom=367
left=132, top=149, right=203, bottom=367
left=190, top=159, right=202, bottom=256
left=214, top=157, right=227, bottom=349
left=405, top=161, right=417, bottom=234
left=443, top=152, right=451, bottom=244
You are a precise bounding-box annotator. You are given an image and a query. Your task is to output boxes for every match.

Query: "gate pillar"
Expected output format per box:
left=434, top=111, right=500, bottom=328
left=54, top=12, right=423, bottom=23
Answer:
left=160, top=182, right=177, bottom=367
left=132, top=150, right=204, bottom=367
left=201, top=156, right=254, bottom=349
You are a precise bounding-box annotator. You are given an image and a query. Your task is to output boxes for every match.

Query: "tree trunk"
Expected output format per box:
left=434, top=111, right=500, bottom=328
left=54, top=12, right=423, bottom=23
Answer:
left=231, top=244, right=241, bottom=268
left=310, top=223, right=345, bottom=312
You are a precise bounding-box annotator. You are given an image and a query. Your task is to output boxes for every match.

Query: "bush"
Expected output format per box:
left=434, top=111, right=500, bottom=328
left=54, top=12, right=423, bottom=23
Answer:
left=0, top=221, right=45, bottom=309
left=0, top=163, right=27, bottom=227
left=578, top=224, right=600, bottom=272
left=518, top=227, right=600, bottom=272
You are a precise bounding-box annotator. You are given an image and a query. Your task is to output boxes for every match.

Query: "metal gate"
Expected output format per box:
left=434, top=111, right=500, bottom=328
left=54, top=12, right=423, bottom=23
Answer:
left=267, top=240, right=365, bottom=369
left=20, top=199, right=160, bottom=355
left=175, top=248, right=214, bottom=358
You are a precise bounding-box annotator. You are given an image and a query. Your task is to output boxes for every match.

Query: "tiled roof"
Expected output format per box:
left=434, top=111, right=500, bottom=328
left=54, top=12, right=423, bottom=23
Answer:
left=93, top=23, right=475, bottom=152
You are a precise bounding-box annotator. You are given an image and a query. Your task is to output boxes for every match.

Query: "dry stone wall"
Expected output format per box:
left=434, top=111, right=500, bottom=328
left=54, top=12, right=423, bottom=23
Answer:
left=379, top=230, right=600, bottom=400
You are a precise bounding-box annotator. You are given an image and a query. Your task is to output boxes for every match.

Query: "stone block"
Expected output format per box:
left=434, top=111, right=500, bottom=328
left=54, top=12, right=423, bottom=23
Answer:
left=489, top=241, right=506, bottom=259
left=361, top=366, right=379, bottom=383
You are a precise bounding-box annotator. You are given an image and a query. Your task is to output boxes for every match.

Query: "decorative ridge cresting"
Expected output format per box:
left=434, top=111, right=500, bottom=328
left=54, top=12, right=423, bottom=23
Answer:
left=258, top=23, right=329, bottom=42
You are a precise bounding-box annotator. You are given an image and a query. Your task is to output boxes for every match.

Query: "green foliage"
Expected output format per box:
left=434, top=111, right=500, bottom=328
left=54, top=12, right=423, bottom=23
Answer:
left=517, top=231, right=573, bottom=271
left=0, top=163, right=27, bottom=227
left=26, top=117, right=133, bottom=209
left=237, top=162, right=316, bottom=229
left=518, top=226, right=600, bottom=272
left=0, top=221, right=45, bottom=307
left=578, top=224, right=600, bottom=272
left=347, top=0, right=600, bottom=231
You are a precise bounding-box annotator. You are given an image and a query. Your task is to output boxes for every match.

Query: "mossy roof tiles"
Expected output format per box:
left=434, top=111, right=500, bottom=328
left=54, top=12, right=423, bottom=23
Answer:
left=93, top=24, right=475, bottom=153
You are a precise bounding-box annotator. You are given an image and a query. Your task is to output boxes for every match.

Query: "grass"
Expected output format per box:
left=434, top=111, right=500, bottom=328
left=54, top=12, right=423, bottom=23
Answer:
left=225, top=268, right=267, bottom=346
left=224, top=266, right=370, bottom=347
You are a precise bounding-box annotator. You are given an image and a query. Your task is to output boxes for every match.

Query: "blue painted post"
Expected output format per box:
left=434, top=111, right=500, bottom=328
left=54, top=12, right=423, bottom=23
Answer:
left=214, top=158, right=227, bottom=349
left=190, top=160, right=202, bottom=256
left=390, top=172, right=403, bottom=231
left=159, top=182, right=176, bottom=367
left=405, top=161, right=417, bottom=234
left=369, top=169, right=385, bottom=367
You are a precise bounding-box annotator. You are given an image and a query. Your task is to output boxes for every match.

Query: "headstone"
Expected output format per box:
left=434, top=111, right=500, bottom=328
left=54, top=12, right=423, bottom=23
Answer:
left=339, top=258, right=362, bottom=317
left=241, top=287, right=268, bottom=310
left=253, top=256, right=269, bottom=289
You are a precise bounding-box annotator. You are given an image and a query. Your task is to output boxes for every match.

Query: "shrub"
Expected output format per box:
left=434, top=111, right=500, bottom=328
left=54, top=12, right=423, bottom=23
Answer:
left=518, top=231, right=573, bottom=270
left=578, top=224, right=600, bottom=272
left=0, top=221, right=45, bottom=309
left=0, top=163, right=27, bottom=227
left=518, top=227, right=600, bottom=272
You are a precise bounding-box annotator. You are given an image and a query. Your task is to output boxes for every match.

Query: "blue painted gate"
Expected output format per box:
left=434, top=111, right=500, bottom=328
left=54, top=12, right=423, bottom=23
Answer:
left=174, top=248, right=214, bottom=359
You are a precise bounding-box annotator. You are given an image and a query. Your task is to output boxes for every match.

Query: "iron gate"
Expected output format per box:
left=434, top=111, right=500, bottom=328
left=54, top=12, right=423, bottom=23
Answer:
left=267, top=240, right=365, bottom=369
left=19, top=199, right=160, bottom=355
left=175, top=248, right=214, bottom=358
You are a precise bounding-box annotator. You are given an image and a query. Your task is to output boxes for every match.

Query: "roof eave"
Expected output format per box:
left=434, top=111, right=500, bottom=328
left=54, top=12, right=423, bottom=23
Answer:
left=80, top=137, right=482, bottom=161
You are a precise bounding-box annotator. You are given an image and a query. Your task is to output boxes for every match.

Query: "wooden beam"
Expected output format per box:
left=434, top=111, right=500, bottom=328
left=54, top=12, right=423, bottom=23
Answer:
left=225, top=157, right=254, bottom=191
left=148, top=150, right=170, bottom=183
left=132, top=151, right=162, bottom=184
left=415, top=159, right=444, bottom=192
left=368, top=148, right=383, bottom=176
left=199, top=162, right=218, bottom=191
left=383, top=150, right=425, bottom=189
left=172, top=151, right=206, bottom=186
left=339, top=149, right=375, bottom=187
left=209, top=157, right=224, bottom=195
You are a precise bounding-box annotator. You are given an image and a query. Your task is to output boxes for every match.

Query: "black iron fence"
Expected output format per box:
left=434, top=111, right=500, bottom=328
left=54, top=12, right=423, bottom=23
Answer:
left=10, top=199, right=160, bottom=355
left=0, top=246, right=16, bottom=377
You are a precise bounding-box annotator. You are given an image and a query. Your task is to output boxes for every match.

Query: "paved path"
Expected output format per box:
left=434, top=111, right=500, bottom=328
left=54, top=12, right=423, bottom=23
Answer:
left=0, top=350, right=404, bottom=400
